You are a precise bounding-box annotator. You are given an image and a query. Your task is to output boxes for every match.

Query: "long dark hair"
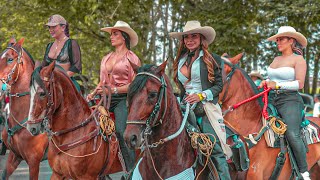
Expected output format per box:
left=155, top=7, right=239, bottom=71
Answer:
left=62, top=23, right=70, bottom=37
left=121, top=31, right=131, bottom=50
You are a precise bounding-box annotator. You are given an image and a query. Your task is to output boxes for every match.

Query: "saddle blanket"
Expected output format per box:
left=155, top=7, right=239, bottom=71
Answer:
left=132, top=158, right=195, bottom=180
left=264, top=118, right=320, bottom=148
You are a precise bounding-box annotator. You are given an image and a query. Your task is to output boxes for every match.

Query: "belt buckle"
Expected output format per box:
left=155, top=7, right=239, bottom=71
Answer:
left=276, top=90, right=281, bottom=94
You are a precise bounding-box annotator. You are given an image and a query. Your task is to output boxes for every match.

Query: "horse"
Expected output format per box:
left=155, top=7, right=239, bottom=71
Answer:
left=219, top=53, right=320, bottom=179
left=0, top=38, right=49, bottom=180
left=26, top=61, right=126, bottom=179
left=124, top=61, right=228, bottom=179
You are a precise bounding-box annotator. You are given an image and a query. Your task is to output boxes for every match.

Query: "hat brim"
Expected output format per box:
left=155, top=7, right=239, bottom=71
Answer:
left=169, top=26, right=216, bottom=45
left=267, top=32, right=307, bottom=48
left=249, top=73, right=263, bottom=80
left=101, top=26, right=138, bottom=48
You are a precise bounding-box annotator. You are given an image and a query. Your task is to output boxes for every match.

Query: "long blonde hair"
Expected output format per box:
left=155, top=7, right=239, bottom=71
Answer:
left=173, top=35, right=218, bottom=86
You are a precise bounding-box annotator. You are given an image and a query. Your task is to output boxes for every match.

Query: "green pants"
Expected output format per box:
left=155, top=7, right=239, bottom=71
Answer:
left=200, top=115, right=231, bottom=180
left=269, top=91, right=307, bottom=173
left=109, top=94, right=135, bottom=172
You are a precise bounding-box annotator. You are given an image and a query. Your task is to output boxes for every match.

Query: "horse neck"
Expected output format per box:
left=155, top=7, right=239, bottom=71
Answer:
left=8, top=52, right=34, bottom=125
left=222, top=70, right=263, bottom=135
left=51, top=71, right=91, bottom=132
left=145, top=94, right=195, bottom=169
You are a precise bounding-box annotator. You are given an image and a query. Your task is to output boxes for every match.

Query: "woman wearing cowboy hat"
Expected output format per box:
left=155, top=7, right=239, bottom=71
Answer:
left=249, top=70, right=264, bottom=86
left=170, top=20, right=231, bottom=180
left=43, top=14, right=82, bottom=91
left=87, top=20, right=141, bottom=173
left=259, top=26, right=310, bottom=180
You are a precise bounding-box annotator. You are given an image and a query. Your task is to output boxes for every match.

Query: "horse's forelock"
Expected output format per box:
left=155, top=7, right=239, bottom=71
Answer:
left=127, top=64, right=159, bottom=105
left=30, top=66, right=46, bottom=91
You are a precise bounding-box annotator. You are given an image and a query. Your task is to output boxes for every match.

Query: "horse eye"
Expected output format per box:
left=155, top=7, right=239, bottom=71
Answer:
left=7, top=58, right=14, bottom=64
left=148, top=92, right=158, bottom=99
left=39, top=92, right=46, bottom=98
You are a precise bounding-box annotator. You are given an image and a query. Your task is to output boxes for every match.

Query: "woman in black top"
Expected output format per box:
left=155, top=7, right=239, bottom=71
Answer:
left=43, top=14, right=82, bottom=91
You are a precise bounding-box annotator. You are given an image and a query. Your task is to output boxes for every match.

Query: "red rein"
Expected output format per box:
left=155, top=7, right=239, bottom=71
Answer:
left=230, top=87, right=271, bottom=119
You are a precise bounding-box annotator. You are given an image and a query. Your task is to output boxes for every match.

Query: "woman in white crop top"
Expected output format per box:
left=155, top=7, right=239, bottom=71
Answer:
left=259, top=26, right=310, bottom=179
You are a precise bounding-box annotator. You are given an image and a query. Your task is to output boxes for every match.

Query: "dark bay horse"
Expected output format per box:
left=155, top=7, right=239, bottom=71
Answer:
left=26, top=61, right=125, bottom=179
left=124, top=62, right=214, bottom=179
left=0, top=38, right=48, bottom=179
left=219, top=54, right=320, bottom=179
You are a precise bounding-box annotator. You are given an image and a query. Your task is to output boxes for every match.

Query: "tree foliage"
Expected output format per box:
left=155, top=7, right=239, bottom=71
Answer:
left=0, top=0, right=319, bottom=94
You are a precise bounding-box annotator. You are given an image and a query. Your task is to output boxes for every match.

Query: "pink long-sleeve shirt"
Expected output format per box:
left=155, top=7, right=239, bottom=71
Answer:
left=99, top=50, right=141, bottom=88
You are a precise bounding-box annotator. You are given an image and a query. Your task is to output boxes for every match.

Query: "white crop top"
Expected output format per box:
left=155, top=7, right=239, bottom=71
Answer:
left=267, top=67, right=295, bottom=83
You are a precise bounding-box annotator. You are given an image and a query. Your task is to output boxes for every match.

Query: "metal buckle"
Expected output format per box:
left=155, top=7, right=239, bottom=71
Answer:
left=275, top=90, right=281, bottom=94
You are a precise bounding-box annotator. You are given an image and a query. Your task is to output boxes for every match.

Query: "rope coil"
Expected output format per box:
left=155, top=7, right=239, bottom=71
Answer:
left=98, top=106, right=115, bottom=136
left=268, top=116, right=287, bottom=135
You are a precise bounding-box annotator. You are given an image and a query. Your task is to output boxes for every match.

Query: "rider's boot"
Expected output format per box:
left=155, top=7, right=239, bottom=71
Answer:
left=301, top=171, right=311, bottom=180
left=211, top=142, right=231, bottom=180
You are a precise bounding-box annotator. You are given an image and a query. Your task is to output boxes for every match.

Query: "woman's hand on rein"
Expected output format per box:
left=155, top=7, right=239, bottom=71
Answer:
left=184, top=93, right=201, bottom=104
left=259, top=80, right=277, bottom=89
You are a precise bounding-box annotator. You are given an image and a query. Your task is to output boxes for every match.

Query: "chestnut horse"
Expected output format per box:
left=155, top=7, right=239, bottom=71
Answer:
left=26, top=61, right=123, bottom=179
left=124, top=62, right=221, bottom=179
left=0, top=38, right=48, bottom=180
left=219, top=54, right=320, bottom=179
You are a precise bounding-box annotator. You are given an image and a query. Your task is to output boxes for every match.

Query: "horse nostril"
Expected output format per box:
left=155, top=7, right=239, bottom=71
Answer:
left=130, top=135, right=137, bottom=148
left=30, top=127, right=38, bottom=136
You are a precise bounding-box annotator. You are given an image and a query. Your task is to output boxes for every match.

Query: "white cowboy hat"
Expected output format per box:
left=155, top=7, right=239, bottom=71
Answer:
left=169, top=21, right=216, bottom=45
left=101, top=21, right=138, bottom=48
left=267, top=26, right=307, bottom=48
left=249, top=70, right=263, bottom=80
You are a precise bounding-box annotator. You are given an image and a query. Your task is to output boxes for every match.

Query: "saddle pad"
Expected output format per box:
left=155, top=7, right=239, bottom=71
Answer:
left=264, top=118, right=320, bottom=148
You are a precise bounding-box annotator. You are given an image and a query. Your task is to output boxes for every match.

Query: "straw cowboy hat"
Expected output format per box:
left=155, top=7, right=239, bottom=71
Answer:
left=249, top=70, right=263, bottom=80
left=267, top=26, right=307, bottom=48
left=101, top=21, right=138, bottom=48
left=169, top=20, right=216, bottom=45
left=45, top=14, right=67, bottom=26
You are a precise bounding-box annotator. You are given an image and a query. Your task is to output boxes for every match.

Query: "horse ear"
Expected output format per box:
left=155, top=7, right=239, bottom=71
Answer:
left=43, top=61, right=56, bottom=77
left=156, top=60, right=168, bottom=74
left=229, top=52, right=244, bottom=65
left=128, top=59, right=140, bottom=73
left=8, top=37, right=16, bottom=46
left=17, top=38, right=25, bottom=47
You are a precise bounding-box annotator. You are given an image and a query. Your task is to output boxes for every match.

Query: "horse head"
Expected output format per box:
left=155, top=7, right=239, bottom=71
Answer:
left=27, top=61, right=63, bottom=135
left=219, top=53, right=263, bottom=135
left=0, top=38, right=28, bottom=94
left=124, top=61, right=182, bottom=149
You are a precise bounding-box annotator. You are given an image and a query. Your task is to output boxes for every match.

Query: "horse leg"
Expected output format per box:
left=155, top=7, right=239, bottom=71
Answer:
left=27, top=160, right=41, bottom=180
left=50, top=171, right=63, bottom=180
left=2, top=152, right=22, bottom=180
left=309, top=163, right=320, bottom=180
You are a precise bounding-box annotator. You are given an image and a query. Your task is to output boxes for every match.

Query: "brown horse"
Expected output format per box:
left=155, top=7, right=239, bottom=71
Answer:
left=219, top=54, right=320, bottom=179
left=124, top=62, right=219, bottom=179
left=0, top=38, right=48, bottom=180
left=26, top=61, right=124, bottom=179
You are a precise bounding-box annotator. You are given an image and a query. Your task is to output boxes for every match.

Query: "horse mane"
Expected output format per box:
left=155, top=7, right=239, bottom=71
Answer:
left=127, top=64, right=158, bottom=105
left=30, top=65, right=67, bottom=92
left=233, top=65, right=263, bottom=107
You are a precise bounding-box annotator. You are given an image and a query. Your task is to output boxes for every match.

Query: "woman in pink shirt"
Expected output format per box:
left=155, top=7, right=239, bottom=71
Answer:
left=87, top=21, right=141, bottom=173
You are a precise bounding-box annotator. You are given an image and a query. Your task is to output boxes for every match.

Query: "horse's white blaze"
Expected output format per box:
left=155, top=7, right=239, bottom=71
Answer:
left=28, top=82, right=39, bottom=121
left=1, top=50, right=8, bottom=59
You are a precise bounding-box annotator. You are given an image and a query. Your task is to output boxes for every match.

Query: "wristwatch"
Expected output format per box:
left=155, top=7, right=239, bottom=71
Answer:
left=201, top=92, right=207, bottom=100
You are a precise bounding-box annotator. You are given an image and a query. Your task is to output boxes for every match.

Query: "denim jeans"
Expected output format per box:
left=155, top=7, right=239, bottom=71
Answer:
left=269, top=91, right=307, bottom=173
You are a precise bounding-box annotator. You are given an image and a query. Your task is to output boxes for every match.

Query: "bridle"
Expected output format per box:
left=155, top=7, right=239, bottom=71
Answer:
left=0, top=46, right=24, bottom=92
left=219, top=56, right=237, bottom=106
left=126, top=72, right=168, bottom=134
left=26, top=70, right=55, bottom=134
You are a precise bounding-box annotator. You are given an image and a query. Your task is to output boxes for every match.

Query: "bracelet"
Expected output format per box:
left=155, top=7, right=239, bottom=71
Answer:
left=113, top=87, right=118, bottom=94
left=197, top=93, right=204, bottom=101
